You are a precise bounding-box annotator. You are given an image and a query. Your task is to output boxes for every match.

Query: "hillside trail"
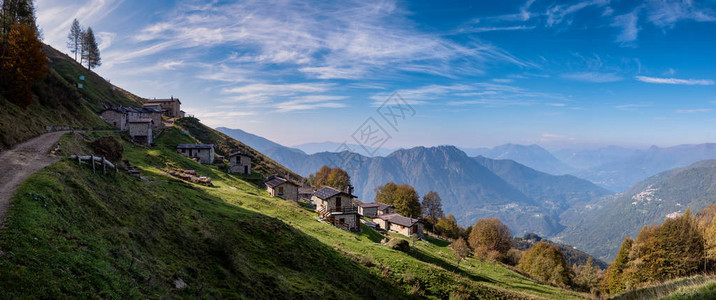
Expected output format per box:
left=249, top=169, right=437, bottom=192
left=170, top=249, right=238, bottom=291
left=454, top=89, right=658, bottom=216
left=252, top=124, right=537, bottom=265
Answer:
left=0, top=131, right=67, bottom=227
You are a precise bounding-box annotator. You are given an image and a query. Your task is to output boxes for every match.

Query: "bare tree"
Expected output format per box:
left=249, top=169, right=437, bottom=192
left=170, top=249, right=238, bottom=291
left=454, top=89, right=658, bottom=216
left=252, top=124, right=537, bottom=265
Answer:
left=66, top=18, right=82, bottom=61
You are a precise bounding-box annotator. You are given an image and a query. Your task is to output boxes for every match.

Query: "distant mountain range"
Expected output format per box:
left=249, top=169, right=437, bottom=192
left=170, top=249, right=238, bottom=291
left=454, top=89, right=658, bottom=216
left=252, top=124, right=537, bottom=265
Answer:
left=291, top=141, right=396, bottom=157
left=462, top=144, right=576, bottom=175
left=556, top=159, right=716, bottom=261
left=217, top=127, right=612, bottom=236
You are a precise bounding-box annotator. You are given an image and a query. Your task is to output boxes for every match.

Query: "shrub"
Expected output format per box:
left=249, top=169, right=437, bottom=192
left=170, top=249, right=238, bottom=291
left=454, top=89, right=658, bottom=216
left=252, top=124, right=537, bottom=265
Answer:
left=518, top=241, right=573, bottom=287
left=90, top=136, right=123, bottom=162
left=387, top=239, right=410, bottom=252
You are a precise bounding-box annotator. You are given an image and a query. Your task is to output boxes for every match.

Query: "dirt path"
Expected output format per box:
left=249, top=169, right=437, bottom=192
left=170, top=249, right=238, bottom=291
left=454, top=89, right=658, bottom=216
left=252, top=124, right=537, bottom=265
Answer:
left=0, top=131, right=67, bottom=227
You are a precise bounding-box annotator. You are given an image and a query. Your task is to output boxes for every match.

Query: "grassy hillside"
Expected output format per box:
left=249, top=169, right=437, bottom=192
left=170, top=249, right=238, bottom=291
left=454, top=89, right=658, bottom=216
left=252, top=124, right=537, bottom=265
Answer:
left=611, top=275, right=716, bottom=300
left=0, top=127, right=584, bottom=299
left=175, top=117, right=303, bottom=184
left=0, top=44, right=144, bottom=149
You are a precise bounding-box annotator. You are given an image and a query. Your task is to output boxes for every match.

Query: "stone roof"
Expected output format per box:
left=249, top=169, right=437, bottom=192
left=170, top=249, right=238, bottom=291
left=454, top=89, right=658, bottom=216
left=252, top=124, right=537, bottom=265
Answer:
left=265, top=176, right=298, bottom=188
left=358, top=202, right=394, bottom=210
left=147, top=98, right=181, bottom=104
left=229, top=151, right=252, bottom=158
left=313, top=187, right=356, bottom=200
left=128, top=118, right=152, bottom=123
left=375, top=213, right=419, bottom=227
left=177, top=144, right=214, bottom=149
left=298, top=187, right=315, bottom=194
left=100, top=106, right=162, bottom=115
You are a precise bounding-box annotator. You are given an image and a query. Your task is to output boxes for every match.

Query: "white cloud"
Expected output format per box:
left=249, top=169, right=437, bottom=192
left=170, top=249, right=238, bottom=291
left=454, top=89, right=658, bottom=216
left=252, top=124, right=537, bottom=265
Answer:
left=612, top=10, right=641, bottom=45
left=635, top=76, right=714, bottom=85
left=545, top=0, right=610, bottom=27
left=374, top=82, right=567, bottom=107
left=36, top=0, right=124, bottom=50
left=273, top=95, right=348, bottom=112
left=676, top=108, right=711, bottom=113
left=615, top=103, right=650, bottom=110
left=562, top=72, right=623, bottom=83
left=109, top=0, right=532, bottom=80
left=646, top=0, right=716, bottom=28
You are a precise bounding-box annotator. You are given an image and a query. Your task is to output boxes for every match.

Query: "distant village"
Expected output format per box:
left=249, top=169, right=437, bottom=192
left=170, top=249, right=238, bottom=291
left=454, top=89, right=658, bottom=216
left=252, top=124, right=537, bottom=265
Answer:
left=98, top=97, right=423, bottom=238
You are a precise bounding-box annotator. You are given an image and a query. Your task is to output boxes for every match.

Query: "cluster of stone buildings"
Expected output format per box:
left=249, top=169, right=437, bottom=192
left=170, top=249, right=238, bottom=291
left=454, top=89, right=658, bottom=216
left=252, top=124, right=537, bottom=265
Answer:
left=99, top=97, right=184, bottom=146
left=174, top=143, right=252, bottom=175
left=263, top=175, right=423, bottom=237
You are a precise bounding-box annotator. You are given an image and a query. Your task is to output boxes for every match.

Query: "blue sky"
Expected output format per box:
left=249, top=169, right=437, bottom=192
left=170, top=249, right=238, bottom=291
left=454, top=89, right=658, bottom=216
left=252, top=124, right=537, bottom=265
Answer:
left=36, top=0, right=716, bottom=151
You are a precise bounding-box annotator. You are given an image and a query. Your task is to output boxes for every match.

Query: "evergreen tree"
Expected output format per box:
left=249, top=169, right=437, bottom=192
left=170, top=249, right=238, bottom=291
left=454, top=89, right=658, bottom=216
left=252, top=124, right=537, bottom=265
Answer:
left=1, top=0, right=36, bottom=39
left=66, top=18, right=82, bottom=61
left=82, top=27, right=101, bottom=70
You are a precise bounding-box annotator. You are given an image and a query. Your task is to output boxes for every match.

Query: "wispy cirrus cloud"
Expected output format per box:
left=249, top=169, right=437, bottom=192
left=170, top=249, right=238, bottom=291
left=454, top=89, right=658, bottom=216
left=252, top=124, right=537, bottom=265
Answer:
left=562, top=72, right=623, bottom=83
left=274, top=95, right=348, bottom=112
left=612, top=9, right=641, bottom=45
left=371, top=82, right=568, bottom=107
left=545, top=0, right=610, bottom=27
left=109, top=0, right=532, bottom=81
left=676, top=108, right=712, bottom=113
left=646, top=0, right=716, bottom=28
left=615, top=103, right=650, bottom=110
left=36, top=0, right=124, bottom=49
left=635, top=76, right=714, bottom=85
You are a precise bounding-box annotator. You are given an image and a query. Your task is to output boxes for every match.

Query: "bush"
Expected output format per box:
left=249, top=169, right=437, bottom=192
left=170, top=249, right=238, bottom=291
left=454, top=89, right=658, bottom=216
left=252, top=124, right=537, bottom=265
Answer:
left=387, top=239, right=410, bottom=252
left=518, top=241, right=573, bottom=287
left=504, top=248, right=522, bottom=266
left=91, top=136, right=123, bottom=162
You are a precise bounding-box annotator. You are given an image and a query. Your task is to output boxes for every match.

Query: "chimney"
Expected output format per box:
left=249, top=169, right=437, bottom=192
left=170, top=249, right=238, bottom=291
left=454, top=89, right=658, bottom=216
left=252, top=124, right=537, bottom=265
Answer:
left=345, top=185, right=354, bottom=195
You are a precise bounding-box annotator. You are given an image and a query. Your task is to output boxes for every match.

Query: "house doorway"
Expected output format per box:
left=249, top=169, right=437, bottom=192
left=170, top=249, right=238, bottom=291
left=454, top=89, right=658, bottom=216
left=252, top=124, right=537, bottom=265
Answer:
left=244, top=165, right=248, bottom=174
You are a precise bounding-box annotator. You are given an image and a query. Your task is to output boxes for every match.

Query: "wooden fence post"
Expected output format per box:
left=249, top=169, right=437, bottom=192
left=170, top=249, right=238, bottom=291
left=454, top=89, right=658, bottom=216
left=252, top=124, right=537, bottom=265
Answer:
left=102, top=156, right=106, bottom=175
left=91, top=155, right=95, bottom=173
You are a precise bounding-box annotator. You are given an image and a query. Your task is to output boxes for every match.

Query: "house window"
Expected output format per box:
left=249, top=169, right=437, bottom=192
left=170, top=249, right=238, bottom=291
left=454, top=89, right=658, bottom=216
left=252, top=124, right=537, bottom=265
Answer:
left=278, top=186, right=284, bottom=195
left=339, top=218, right=345, bottom=224
left=335, top=197, right=341, bottom=208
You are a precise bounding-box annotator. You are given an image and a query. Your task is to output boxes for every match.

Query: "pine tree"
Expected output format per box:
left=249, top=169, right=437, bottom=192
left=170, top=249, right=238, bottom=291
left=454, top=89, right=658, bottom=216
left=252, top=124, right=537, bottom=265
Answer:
left=1, top=0, right=37, bottom=39
left=66, top=18, right=82, bottom=61
left=82, top=27, right=101, bottom=70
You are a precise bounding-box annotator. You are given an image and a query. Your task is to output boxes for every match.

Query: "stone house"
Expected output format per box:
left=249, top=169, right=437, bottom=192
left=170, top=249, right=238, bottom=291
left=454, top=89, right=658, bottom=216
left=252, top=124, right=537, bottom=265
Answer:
left=313, top=186, right=359, bottom=231
left=357, top=202, right=395, bottom=217
left=298, top=187, right=315, bottom=201
left=144, top=97, right=181, bottom=117
left=128, top=119, right=153, bottom=146
left=228, top=152, right=251, bottom=174
left=373, top=213, right=423, bottom=237
left=99, top=108, right=128, bottom=131
left=264, top=175, right=299, bottom=201
left=177, top=144, right=214, bottom=164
